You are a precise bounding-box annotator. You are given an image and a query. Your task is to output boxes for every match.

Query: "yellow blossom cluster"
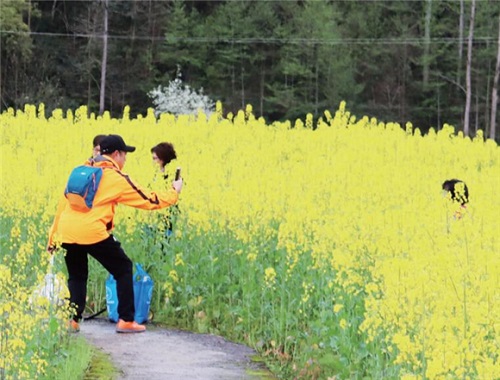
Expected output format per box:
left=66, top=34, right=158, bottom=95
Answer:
left=1, top=102, right=498, bottom=378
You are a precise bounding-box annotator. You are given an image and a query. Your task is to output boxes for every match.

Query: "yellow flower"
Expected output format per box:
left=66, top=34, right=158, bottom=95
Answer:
left=247, top=252, right=257, bottom=262
left=168, top=270, right=179, bottom=283
left=264, top=267, right=276, bottom=288
left=175, top=253, right=185, bottom=267
left=163, top=281, right=174, bottom=298
left=339, top=319, right=348, bottom=330
left=333, top=304, right=344, bottom=313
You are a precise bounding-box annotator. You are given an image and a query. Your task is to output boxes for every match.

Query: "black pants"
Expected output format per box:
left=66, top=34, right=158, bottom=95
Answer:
left=62, top=235, right=134, bottom=322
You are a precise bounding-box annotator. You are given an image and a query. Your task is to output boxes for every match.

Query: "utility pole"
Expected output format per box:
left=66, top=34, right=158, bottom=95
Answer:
left=99, top=0, right=109, bottom=115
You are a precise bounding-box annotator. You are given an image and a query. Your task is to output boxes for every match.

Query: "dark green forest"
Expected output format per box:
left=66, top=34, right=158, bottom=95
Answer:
left=1, top=0, right=499, bottom=138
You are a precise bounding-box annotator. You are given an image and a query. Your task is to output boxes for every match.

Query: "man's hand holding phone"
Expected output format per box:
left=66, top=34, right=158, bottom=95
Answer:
left=172, top=167, right=183, bottom=193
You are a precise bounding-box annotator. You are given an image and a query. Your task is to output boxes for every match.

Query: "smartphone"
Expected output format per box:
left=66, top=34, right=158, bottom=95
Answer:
left=175, top=167, right=181, bottom=181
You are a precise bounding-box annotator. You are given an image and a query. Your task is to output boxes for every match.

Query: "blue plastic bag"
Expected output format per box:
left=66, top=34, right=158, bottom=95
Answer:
left=133, top=263, right=154, bottom=324
left=106, top=263, right=154, bottom=323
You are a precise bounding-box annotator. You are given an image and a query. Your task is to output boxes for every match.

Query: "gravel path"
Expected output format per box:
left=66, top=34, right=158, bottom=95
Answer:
left=80, top=318, right=272, bottom=380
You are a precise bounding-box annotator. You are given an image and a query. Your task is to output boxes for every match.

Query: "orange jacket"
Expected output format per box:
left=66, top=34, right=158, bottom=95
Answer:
left=48, top=156, right=179, bottom=246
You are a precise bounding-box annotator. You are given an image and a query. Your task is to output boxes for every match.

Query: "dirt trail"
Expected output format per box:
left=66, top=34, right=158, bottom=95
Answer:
left=80, top=318, right=272, bottom=380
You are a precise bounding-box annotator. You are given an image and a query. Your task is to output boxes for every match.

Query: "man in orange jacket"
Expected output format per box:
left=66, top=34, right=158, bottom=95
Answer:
left=48, top=134, right=183, bottom=333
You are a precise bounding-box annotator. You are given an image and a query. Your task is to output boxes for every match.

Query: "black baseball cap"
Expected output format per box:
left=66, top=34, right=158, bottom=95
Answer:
left=100, top=134, right=136, bottom=154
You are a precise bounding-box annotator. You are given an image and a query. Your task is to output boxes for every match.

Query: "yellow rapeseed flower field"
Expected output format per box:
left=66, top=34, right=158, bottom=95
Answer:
left=0, top=102, right=498, bottom=379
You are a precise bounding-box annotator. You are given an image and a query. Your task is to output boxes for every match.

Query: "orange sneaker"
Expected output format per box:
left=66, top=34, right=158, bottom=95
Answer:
left=68, top=320, right=80, bottom=333
left=116, top=319, right=146, bottom=333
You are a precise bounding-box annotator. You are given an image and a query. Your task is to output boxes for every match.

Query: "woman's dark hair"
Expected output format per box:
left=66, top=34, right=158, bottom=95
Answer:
left=93, top=134, right=107, bottom=148
left=442, top=179, right=469, bottom=205
left=151, top=142, right=177, bottom=166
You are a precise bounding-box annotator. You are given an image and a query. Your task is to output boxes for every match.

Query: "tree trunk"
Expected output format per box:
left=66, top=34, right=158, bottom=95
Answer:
left=315, top=48, right=319, bottom=117
left=88, top=74, right=91, bottom=110
left=51, top=0, right=57, bottom=19
left=457, top=0, right=464, bottom=86
left=230, top=42, right=236, bottom=108
left=99, top=0, right=109, bottom=115
left=402, top=44, right=408, bottom=121
left=28, top=0, right=31, bottom=28
left=437, top=87, right=441, bottom=129
left=86, top=6, right=92, bottom=111
left=463, top=0, right=476, bottom=136
left=490, top=15, right=500, bottom=141
left=423, top=0, right=432, bottom=86
left=0, top=31, right=3, bottom=109
left=474, top=82, right=479, bottom=134
left=148, top=0, right=154, bottom=75
left=260, top=68, right=264, bottom=117
left=241, top=65, right=245, bottom=109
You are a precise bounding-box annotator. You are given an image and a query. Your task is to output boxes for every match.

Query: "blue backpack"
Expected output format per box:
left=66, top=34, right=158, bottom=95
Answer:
left=106, top=263, right=154, bottom=324
left=64, top=165, right=103, bottom=212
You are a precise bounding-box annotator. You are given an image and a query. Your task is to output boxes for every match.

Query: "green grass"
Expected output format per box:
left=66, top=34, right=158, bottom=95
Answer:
left=83, top=347, right=118, bottom=380
left=42, top=336, right=118, bottom=380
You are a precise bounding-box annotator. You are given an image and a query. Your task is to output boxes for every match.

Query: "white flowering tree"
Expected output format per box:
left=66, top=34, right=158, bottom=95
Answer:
left=148, top=70, right=215, bottom=117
